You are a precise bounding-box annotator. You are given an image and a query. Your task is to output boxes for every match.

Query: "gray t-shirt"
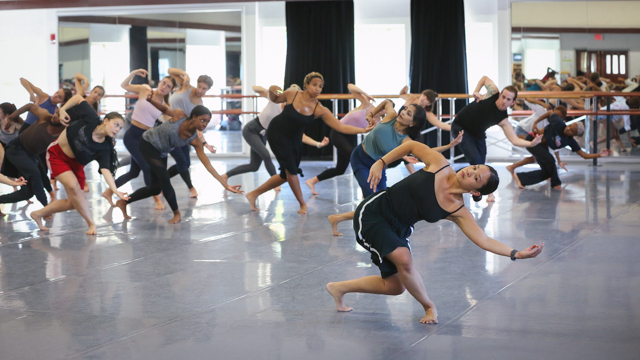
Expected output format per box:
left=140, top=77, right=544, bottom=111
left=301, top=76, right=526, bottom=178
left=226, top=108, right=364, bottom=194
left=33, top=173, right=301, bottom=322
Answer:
left=142, top=116, right=197, bottom=156
left=170, top=88, right=199, bottom=117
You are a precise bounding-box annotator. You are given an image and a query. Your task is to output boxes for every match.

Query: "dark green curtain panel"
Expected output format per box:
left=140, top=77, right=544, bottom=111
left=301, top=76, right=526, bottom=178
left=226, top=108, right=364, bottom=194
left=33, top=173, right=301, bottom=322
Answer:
left=284, top=0, right=355, bottom=159
left=409, top=0, right=468, bottom=158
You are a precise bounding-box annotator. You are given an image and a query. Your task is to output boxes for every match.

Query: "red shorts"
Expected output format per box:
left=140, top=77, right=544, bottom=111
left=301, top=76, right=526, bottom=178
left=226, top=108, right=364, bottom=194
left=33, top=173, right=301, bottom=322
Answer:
left=46, top=142, right=86, bottom=187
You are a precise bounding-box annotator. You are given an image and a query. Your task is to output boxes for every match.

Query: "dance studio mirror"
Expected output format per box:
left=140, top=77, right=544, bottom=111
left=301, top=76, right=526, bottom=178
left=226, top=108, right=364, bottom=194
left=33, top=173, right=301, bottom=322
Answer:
left=511, top=1, right=640, bottom=156
left=58, top=10, right=244, bottom=153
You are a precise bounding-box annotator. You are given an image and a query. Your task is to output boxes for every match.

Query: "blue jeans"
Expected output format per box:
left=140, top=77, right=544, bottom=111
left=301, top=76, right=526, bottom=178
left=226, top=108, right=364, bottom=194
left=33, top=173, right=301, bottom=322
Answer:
left=350, top=144, right=387, bottom=198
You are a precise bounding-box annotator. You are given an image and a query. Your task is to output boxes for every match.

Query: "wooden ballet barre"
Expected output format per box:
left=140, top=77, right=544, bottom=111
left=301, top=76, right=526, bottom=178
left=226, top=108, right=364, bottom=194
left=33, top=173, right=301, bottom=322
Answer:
left=511, top=109, right=640, bottom=116
left=210, top=110, right=259, bottom=115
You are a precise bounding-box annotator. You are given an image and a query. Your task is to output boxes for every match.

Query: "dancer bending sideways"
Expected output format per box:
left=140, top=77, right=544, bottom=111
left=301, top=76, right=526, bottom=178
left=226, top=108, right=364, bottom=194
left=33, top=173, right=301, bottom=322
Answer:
left=102, top=69, right=175, bottom=209
left=326, top=140, right=544, bottom=324
left=305, top=83, right=383, bottom=195
left=223, top=84, right=329, bottom=191
left=116, top=101, right=242, bottom=224
left=30, top=95, right=128, bottom=235
left=245, top=72, right=374, bottom=215
left=452, top=75, right=542, bottom=202
left=399, top=86, right=451, bottom=131
left=509, top=116, right=610, bottom=189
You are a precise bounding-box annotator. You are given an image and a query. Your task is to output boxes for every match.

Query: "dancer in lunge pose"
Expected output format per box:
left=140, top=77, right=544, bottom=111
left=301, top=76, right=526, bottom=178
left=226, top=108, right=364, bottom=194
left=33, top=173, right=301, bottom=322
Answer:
left=509, top=116, right=610, bottom=189
left=326, top=140, right=544, bottom=324
left=115, top=100, right=242, bottom=224
left=245, top=72, right=374, bottom=215
left=305, top=83, right=383, bottom=196
left=30, top=95, right=128, bottom=235
left=223, top=84, right=329, bottom=191
left=102, top=69, right=175, bottom=209
left=451, top=75, right=542, bottom=202
left=166, top=68, right=215, bottom=198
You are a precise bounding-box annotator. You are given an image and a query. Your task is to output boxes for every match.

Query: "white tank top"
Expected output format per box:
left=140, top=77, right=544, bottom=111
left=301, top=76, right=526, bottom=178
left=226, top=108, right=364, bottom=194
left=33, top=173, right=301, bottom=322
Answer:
left=258, top=100, right=284, bottom=129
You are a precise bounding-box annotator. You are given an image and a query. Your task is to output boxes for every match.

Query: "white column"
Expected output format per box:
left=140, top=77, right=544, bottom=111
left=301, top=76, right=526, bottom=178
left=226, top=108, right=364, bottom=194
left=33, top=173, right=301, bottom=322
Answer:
left=0, top=9, right=59, bottom=105
left=186, top=28, right=226, bottom=114
left=90, top=23, right=131, bottom=113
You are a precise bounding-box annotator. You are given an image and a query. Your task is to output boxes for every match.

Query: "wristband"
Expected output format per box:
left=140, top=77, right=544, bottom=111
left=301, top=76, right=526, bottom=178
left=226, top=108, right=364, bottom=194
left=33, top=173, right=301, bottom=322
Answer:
left=316, top=143, right=321, bottom=148
left=510, top=249, right=518, bottom=261
left=379, top=158, right=387, bottom=167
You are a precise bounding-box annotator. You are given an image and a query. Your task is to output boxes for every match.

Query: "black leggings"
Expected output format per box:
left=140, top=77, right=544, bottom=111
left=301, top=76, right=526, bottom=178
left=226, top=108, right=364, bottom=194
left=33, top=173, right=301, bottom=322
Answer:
left=126, top=138, right=178, bottom=211
left=0, top=143, right=48, bottom=206
left=316, top=129, right=357, bottom=181
left=168, top=144, right=194, bottom=189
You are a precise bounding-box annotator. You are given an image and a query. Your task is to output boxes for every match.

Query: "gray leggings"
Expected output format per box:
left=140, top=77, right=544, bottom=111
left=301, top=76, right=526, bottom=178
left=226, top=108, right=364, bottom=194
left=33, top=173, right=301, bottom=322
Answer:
left=226, top=117, right=277, bottom=178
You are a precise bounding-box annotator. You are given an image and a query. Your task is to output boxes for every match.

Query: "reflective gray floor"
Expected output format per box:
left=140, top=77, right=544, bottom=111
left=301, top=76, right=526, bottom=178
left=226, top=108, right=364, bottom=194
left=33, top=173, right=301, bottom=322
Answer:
left=1, top=158, right=640, bottom=360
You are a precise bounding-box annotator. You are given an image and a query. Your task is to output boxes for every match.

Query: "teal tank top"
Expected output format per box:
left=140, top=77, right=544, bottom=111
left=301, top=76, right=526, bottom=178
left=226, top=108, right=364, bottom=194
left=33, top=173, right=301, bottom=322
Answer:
left=362, top=117, right=408, bottom=160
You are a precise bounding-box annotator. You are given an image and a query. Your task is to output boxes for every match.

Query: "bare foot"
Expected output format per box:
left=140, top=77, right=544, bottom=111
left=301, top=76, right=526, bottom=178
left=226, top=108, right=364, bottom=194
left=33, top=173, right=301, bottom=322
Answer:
left=305, top=177, right=319, bottom=195
left=326, top=282, right=353, bottom=312
left=274, top=186, right=281, bottom=192
left=169, top=210, right=181, bottom=224
left=86, top=224, right=97, bottom=235
left=30, top=211, right=49, bottom=231
left=115, top=200, right=131, bottom=219
left=328, top=215, right=343, bottom=236
left=487, top=193, right=496, bottom=202
left=189, top=187, right=198, bottom=198
left=298, top=204, right=307, bottom=215
left=246, top=192, right=259, bottom=211
left=512, top=173, right=525, bottom=189
left=154, top=196, right=165, bottom=210
left=552, top=185, right=562, bottom=190
left=101, top=189, right=115, bottom=206
left=506, top=164, right=515, bottom=176
left=420, top=307, right=438, bottom=324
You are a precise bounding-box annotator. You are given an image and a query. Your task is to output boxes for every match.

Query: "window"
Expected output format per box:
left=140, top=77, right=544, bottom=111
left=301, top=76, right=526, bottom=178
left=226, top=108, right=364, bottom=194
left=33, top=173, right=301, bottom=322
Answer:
left=355, top=24, right=406, bottom=101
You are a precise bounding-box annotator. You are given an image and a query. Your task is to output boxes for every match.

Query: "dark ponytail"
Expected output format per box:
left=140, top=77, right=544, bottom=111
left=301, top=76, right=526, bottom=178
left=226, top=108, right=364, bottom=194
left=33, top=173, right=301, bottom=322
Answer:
left=406, top=104, right=426, bottom=140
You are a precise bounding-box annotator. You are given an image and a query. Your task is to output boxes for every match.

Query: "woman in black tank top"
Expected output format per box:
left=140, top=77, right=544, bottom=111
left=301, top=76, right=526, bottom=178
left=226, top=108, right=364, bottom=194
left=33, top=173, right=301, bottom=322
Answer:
left=246, top=72, right=374, bottom=215
left=326, top=140, right=545, bottom=325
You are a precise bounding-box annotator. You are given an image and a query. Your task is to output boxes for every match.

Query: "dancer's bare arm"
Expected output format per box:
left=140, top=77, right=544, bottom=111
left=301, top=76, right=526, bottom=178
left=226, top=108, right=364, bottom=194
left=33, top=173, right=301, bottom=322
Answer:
left=20, top=77, right=48, bottom=104
left=473, top=76, right=498, bottom=101
left=426, top=112, right=451, bottom=131
left=499, top=119, right=541, bottom=147
left=99, top=169, right=129, bottom=200
left=146, top=93, right=185, bottom=120
left=268, top=85, right=295, bottom=103
left=252, top=85, right=269, bottom=99
left=318, top=105, right=374, bottom=135
left=168, top=68, right=190, bottom=90
left=74, top=73, right=89, bottom=97
left=368, top=99, right=397, bottom=124
left=192, top=138, right=243, bottom=194
left=347, top=83, right=375, bottom=107
left=449, top=208, right=544, bottom=259
left=302, top=134, right=329, bottom=148
left=121, top=69, right=151, bottom=94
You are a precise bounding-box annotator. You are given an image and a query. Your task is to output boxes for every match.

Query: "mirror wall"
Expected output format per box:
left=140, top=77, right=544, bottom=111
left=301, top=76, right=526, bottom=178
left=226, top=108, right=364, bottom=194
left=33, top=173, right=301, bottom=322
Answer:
left=58, top=11, right=243, bottom=153
left=511, top=1, right=640, bottom=156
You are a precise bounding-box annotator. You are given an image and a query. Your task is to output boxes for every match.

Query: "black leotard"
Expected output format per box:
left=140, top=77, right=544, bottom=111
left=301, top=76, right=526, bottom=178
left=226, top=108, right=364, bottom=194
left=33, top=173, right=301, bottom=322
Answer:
left=266, top=92, right=319, bottom=179
left=386, top=164, right=464, bottom=225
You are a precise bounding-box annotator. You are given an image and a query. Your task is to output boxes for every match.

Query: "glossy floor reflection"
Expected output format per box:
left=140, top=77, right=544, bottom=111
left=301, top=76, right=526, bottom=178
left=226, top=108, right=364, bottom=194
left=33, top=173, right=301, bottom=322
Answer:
left=1, top=158, right=639, bottom=360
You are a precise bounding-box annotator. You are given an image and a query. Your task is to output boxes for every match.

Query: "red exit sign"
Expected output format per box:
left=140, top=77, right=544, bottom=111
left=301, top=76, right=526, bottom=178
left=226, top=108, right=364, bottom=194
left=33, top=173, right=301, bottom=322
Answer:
left=594, top=34, right=603, bottom=40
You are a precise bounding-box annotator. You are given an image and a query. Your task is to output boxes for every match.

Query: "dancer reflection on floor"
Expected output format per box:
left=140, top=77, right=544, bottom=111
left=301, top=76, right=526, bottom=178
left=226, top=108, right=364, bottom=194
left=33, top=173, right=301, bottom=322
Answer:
left=326, top=140, right=544, bottom=324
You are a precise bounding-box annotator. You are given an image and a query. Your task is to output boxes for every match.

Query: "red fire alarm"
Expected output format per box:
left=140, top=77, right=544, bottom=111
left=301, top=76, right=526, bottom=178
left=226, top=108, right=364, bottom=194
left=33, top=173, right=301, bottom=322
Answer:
left=50, top=33, right=56, bottom=44
left=594, top=34, right=603, bottom=41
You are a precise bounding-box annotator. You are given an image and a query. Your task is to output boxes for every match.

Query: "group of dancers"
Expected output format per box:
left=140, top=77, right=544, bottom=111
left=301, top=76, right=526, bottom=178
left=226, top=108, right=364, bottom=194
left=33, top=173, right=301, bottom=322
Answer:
left=10, top=68, right=619, bottom=324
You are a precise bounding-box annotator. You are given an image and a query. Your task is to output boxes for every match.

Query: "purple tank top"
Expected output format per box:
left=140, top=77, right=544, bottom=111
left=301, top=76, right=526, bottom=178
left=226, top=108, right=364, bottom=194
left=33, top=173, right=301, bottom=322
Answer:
left=340, top=106, right=373, bottom=129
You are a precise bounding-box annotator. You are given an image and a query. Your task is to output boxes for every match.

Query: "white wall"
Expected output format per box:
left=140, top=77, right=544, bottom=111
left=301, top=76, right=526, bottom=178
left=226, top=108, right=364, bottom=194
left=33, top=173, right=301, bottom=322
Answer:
left=59, top=43, right=90, bottom=80
left=0, top=9, right=59, bottom=105
left=560, top=33, right=640, bottom=77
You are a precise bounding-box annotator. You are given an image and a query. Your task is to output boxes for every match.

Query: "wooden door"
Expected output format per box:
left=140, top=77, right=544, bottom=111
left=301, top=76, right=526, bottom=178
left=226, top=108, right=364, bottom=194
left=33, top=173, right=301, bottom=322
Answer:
left=576, top=50, right=628, bottom=81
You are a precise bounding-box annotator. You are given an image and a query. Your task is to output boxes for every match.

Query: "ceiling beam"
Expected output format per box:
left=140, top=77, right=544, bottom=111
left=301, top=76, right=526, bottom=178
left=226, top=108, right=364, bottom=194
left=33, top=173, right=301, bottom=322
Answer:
left=59, top=15, right=241, bottom=32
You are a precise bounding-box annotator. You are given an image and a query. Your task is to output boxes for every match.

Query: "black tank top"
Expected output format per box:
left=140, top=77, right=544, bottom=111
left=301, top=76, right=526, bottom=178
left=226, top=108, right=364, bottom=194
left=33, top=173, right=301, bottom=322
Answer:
left=386, top=164, right=464, bottom=226
left=269, top=91, right=319, bottom=137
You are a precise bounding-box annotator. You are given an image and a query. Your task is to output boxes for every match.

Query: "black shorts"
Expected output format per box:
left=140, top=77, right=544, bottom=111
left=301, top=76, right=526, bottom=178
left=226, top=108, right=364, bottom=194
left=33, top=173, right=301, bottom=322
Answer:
left=353, top=191, right=413, bottom=278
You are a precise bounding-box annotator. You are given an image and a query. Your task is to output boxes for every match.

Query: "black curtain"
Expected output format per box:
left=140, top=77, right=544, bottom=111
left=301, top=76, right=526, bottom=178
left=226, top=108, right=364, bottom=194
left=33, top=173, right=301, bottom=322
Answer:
left=409, top=0, right=468, bottom=159
left=129, top=26, right=148, bottom=85
left=150, top=49, right=160, bottom=86
left=284, top=0, right=355, bottom=159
